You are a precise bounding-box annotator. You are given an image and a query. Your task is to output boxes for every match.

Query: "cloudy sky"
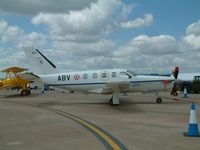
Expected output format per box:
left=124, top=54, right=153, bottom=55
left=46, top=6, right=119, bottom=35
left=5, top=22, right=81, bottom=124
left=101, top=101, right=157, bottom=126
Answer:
left=0, top=0, right=200, bottom=74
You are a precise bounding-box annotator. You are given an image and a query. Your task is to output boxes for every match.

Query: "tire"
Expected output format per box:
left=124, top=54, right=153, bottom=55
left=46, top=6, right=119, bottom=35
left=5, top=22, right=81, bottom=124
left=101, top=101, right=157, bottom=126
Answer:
left=21, top=90, right=28, bottom=96
left=156, top=98, right=162, bottom=104
left=109, top=97, right=113, bottom=105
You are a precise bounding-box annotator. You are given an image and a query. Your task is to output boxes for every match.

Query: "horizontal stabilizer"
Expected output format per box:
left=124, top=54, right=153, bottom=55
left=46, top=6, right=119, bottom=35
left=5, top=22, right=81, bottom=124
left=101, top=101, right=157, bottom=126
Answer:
left=17, top=71, right=39, bottom=81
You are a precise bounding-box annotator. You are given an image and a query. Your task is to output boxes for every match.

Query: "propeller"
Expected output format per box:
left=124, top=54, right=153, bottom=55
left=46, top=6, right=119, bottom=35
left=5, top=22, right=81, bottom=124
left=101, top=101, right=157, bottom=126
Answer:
left=171, top=67, right=179, bottom=96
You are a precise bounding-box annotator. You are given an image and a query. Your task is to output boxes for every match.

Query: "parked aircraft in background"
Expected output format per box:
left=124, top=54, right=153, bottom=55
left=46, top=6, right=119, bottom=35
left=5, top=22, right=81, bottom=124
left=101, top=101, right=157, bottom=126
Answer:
left=177, top=73, right=200, bottom=93
left=0, top=66, right=38, bottom=96
left=178, top=73, right=200, bottom=81
left=23, top=47, right=177, bottom=105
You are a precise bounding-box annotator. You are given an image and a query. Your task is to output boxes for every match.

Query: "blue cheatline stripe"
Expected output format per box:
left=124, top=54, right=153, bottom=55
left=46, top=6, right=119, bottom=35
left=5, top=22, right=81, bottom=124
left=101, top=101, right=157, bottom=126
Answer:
left=47, top=82, right=107, bottom=86
left=40, top=106, right=128, bottom=150
left=130, top=80, right=165, bottom=83
left=47, top=80, right=165, bottom=87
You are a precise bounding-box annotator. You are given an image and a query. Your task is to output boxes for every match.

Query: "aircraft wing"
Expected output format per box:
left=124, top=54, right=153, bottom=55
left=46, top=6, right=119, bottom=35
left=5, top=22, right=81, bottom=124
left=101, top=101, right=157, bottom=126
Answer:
left=17, top=71, right=39, bottom=81
left=1, top=66, right=28, bottom=73
left=0, top=83, right=21, bottom=89
left=0, top=66, right=39, bottom=81
left=88, top=81, right=129, bottom=94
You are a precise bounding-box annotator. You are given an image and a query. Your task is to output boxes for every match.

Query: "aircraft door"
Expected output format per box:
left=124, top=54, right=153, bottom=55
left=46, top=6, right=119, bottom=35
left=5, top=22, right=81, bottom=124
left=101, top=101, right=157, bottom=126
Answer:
left=101, top=71, right=109, bottom=81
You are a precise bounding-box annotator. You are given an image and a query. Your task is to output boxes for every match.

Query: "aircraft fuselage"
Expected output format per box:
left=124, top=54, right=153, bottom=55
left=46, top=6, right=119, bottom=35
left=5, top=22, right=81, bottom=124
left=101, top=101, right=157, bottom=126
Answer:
left=39, top=69, right=174, bottom=94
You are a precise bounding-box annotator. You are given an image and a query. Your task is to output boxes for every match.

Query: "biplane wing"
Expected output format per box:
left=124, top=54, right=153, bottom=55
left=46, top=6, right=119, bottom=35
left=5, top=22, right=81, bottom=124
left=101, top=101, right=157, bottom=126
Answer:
left=1, top=66, right=28, bottom=73
left=0, top=66, right=39, bottom=81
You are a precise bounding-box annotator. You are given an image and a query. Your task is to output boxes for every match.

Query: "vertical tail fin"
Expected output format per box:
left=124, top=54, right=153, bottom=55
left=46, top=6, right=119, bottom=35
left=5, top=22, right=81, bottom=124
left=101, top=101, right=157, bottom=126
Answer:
left=23, top=46, right=59, bottom=75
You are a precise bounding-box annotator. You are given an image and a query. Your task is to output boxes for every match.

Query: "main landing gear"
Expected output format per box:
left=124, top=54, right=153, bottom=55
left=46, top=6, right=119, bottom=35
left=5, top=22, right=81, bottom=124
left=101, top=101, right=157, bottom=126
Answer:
left=109, top=91, right=120, bottom=106
left=21, top=89, right=31, bottom=96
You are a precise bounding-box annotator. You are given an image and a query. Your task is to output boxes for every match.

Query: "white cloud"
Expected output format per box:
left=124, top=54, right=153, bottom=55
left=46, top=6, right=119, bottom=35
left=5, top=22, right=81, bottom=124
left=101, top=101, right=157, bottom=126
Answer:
left=183, top=34, right=200, bottom=50
left=0, top=48, right=26, bottom=70
left=113, top=35, right=178, bottom=57
left=186, top=20, right=200, bottom=35
left=0, top=20, right=47, bottom=49
left=32, top=0, right=121, bottom=38
left=120, top=3, right=136, bottom=20
left=52, top=39, right=115, bottom=56
left=17, top=32, right=47, bottom=48
left=183, top=20, right=200, bottom=51
left=110, top=35, right=181, bottom=73
left=120, top=13, right=154, bottom=29
left=0, top=21, right=7, bottom=31
left=0, top=21, right=23, bottom=44
left=2, top=26, right=23, bottom=43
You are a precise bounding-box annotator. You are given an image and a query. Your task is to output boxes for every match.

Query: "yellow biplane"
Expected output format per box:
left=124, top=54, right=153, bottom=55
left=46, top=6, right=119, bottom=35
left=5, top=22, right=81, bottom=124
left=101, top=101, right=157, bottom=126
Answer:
left=0, top=66, right=38, bottom=96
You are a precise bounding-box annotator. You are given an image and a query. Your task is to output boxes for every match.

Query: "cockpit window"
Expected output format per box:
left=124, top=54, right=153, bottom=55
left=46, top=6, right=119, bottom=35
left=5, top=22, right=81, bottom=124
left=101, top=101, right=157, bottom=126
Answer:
left=127, top=70, right=137, bottom=76
left=120, top=72, right=132, bottom=79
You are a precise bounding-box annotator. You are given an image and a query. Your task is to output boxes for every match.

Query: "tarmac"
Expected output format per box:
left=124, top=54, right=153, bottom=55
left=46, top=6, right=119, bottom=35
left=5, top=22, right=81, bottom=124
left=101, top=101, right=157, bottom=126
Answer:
left=0, top=89, right=200, bottom=150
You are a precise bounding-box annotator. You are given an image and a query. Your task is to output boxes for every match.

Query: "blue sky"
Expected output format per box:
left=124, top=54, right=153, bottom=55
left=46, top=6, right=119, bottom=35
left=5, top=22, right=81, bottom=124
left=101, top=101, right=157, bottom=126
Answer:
left=0, top=0, right=200, bottom=74
left=111, top=0, right=200, bottom=40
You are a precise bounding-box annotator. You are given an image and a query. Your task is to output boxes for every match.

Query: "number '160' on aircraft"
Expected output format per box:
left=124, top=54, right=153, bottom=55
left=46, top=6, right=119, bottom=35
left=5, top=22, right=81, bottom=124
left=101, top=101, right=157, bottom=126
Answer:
left=23, top=47, right=177, bottom=105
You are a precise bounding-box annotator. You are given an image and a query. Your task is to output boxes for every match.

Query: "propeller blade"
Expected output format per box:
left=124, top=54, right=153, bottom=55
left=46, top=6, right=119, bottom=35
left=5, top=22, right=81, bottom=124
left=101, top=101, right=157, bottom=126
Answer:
left=172, top=66, right=179, bottom=79
left=171, top=66, right=179, bottom=96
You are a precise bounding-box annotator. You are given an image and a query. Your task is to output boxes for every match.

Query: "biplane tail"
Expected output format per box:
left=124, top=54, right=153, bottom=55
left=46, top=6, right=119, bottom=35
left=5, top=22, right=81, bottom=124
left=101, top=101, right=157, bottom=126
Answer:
left=23, top=46, right=59, bottom=75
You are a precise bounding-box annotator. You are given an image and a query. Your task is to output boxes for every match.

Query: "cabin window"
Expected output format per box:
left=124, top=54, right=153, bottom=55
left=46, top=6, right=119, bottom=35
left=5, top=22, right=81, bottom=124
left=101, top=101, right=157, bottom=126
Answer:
left=93, top=73, right=98, bottom=79
left=102, top=73, right=107, bottom=79
left=83, top=74, right=88, bottom=79
left=101, top=71, right=109, bottom=81
left=112, top=72, right=117, bottom=77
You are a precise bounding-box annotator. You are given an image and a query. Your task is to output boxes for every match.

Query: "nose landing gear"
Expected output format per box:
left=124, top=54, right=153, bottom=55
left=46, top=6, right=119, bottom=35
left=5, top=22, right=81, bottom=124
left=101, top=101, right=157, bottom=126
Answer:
left=156, top=97, right=162, bottom=103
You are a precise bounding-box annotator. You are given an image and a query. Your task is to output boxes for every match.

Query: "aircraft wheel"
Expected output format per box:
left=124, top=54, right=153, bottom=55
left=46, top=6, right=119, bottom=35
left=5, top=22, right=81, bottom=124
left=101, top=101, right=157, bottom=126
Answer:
left=109, top=97, right=116, bottom=106
left=109, top=97, right=113, bottom=105
left=21, top=90, right=28, bottom=96
left=156, top=98, right=162, bottom=103
left=109, top=96, right=119, bottom=106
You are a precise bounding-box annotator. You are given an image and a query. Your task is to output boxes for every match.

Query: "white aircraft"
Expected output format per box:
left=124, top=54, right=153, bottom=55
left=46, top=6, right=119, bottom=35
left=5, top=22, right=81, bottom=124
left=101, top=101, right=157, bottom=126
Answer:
left=178, top=73, right=200, bottom=81
left=23, top=47, right=177, bottom=105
